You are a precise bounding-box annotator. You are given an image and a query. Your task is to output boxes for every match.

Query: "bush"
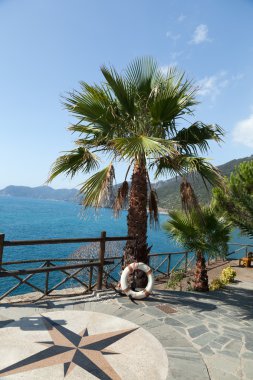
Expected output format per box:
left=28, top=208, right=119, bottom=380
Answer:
left=220, top=266, right=236, bottom=284
left=209, top=278, right=224, bottom=291
left=210, top=266, right=237, bottom=291
left=167, top=270, right=185, bottom=290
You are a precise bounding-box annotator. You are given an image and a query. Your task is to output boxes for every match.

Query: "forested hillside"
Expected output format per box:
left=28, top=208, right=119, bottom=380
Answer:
left=156, top=155, right=253, bottom=210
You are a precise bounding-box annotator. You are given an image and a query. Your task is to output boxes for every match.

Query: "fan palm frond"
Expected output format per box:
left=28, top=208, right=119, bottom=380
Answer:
left=80, top=164, right=115, bottom=208
left=125, top=56, right=159, bottom=96
left=64, top=83, right=119, bottom=134
left=112, top=136, right=178, bottom=160
left=173, top=122, right=224, bottom=154
left=152, top=155, right=224, bottom=191
left=47, top=147, right=100, bottom=182
left=163, top=207, right=231, bottom=257
left=101, top=65, right=135, bottom=116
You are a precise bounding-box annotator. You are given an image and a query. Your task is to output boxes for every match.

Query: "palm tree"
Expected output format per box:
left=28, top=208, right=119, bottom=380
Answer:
left=163, top=207, right=231, bottom=291
left=48, top=57, right=224, bottom=282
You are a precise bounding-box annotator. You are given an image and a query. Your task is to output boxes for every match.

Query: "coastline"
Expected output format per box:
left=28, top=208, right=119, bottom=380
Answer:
left=158, top=208, right=168, bottom=215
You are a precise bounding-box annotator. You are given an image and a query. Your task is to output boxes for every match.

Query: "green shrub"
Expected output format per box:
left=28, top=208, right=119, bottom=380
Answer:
left=220, top=266, right=237, bottom=284
left=209, top=278, right=224, bottom=291
left=167, top=270, right=185, bottom=290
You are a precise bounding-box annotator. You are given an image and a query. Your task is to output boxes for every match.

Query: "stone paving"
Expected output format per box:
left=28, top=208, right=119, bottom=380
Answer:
left=0, top=282, right=252, bottom=379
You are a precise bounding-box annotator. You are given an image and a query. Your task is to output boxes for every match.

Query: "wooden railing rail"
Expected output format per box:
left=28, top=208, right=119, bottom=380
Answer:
left=0, top=260, right=114, bottom=277
left=0, top=231, right=135, bottom=301
left=148, top=251, right=189, bottom=257
left=228, top=243, right=253, bottom=247
left=2, top=235, right=135, bottom=247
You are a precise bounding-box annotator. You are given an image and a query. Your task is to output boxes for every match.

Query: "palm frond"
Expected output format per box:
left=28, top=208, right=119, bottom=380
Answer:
left=112, top=136, right=178, bottom=160
left=150, top=70, right=197, bottom=125
left=152, top=155, right=224, bottom=190
left=148, top=188, right=159, bottom=228
left=68, top=123, right=101, bottom=136
left=164, top=210, right=201, bottom=251
left=113, top=180, right=129, bottom=217
left=80, top=164, right=115, bottom=208
left=47, top=147, right=100, bottom=182
left=125, top=56, right=159, bottom=96
left=63, top=83, right=119, bottom=136
left=180, top=178, right=201, bottom=214
left=101, top=65, right=135, bottom=115
left=173, top=122, right=224, bottom=154
left=194, top=159, right=224, bottom=189
left=163, top=207, right=230, bottom=256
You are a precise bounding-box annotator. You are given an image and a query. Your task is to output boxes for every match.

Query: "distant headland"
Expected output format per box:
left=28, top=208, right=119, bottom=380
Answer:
left=1, top=155, right=252, bottom=210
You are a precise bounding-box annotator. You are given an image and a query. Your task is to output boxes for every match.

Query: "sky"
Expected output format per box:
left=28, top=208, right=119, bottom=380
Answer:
left=0, top=0, right=253, bottom=189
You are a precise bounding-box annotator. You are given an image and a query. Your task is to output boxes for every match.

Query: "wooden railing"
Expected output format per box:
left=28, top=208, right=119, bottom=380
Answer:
left=0, top=231, right=251, bottom=302
left=103, top=251, right=195, bottom=285
left=227, top=243, right=253, bottom=258
left=0, top=232, right=135, bottom=301
left=103, top=243, right=253, bottom=284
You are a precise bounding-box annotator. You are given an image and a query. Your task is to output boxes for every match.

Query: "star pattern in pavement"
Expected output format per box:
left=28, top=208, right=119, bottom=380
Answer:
left=0, top=315, right=138, bottom=379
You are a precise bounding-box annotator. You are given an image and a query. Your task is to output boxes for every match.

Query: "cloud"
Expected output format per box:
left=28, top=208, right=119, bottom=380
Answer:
left=190, top=24, right=211, bottom=44
left=232, top=114, right=253, bottom=148
left=197, top=70, right=244, bottom=102
left=171, top=51, right=183, bottom=60
left=166, top=31, right=181, bottom=42
left=178, top=14, right=186, bottom=22
left=197, top=72, right=229, bottom=100
left=231, top=73, right=244, bottom=81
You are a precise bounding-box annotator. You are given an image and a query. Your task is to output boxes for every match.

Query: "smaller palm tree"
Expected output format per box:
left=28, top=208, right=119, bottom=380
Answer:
left=163, top=207, right=231, bottom=291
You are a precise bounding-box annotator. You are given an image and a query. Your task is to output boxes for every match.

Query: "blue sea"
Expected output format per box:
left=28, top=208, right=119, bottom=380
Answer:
left=0, top=196, right=251, bottom=296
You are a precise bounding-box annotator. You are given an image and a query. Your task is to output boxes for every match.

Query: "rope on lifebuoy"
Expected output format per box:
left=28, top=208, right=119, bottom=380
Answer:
left=120, top=262, right=154, bottom=299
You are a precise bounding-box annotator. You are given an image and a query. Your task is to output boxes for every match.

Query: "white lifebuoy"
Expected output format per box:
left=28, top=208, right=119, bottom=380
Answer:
left=120, top=262, right=154, bottom=299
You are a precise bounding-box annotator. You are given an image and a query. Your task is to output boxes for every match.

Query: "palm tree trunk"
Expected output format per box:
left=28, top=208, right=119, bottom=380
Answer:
left=194, top=250, right=209, bottom=291
left=123, top=160, right=148, bottom=286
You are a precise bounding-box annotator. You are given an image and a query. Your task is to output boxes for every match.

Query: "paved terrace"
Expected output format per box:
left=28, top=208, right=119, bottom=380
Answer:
left=0, top=280, right=252, bottom=379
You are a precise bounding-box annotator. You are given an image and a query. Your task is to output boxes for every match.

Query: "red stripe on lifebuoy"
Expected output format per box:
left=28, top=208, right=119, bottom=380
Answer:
left=127, top=264, right=134, bottom=274
left=133, top=262, right=138, bottom=271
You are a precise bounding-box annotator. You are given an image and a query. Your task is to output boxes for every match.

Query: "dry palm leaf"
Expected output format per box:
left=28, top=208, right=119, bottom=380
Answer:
left=180, top=178, right=201, bottom=214
left=148, top=188, right=159, bottom=228
left=114, top=180, right=129, bottom=217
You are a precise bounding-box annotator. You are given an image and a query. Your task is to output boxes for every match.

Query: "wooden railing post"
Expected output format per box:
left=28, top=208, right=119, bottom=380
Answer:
left=45, top=260, right=50, bottom=295
left=89, top=265, right=93, bottom=291
left=167, top=254, right=171, bottom=276
left=0, top=234, right=5, bottom=268
left=97, top=231, right=106, bottom=290
left=185, top=252, right=188, bottom=272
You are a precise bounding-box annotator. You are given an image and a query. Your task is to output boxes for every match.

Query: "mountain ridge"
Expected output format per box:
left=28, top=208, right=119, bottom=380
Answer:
left=0, top=185, right=79, bottom=202
left=1, top=155, right=252, bottom=209
left=156, top=155, right=253, bottom=210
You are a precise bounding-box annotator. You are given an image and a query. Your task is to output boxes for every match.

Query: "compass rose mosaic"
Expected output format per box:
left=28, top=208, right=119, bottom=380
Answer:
left=0, top=311, right=168, bottom=379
